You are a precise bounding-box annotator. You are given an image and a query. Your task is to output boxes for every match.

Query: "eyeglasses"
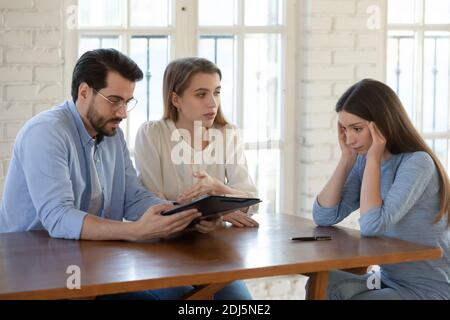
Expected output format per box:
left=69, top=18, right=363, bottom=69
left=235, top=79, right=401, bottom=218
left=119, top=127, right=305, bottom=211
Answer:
left=93, top=89, right=138, bottom=112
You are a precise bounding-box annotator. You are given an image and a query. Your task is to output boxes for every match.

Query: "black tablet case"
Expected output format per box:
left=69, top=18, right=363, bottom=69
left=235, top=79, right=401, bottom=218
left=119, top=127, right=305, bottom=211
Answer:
left=161, top=195, right=261, bottom=220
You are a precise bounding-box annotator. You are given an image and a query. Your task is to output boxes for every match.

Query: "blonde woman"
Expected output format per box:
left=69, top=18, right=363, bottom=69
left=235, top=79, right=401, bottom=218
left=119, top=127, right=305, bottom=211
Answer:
left=135, top=57, right=259, bottom=228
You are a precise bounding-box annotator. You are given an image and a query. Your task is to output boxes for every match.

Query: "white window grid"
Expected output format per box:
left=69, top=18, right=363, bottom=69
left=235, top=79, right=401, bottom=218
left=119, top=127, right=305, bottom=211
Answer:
left=387, top=0, right=450, bottom=168
left=63, top=0, right=296, bottom=214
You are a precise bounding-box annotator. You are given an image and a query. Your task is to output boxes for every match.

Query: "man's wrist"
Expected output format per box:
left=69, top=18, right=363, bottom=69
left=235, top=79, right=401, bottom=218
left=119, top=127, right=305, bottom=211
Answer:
left=124, top=221, right=141, bottom=242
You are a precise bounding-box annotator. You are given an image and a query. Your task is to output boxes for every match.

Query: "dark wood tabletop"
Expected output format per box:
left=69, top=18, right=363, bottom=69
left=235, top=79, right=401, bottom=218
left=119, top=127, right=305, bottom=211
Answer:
left=0, top=213, right=443, bottom=300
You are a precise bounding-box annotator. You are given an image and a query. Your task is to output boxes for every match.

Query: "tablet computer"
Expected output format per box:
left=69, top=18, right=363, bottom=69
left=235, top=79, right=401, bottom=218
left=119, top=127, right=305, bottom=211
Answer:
left=161, top=195, right=261, bottom=220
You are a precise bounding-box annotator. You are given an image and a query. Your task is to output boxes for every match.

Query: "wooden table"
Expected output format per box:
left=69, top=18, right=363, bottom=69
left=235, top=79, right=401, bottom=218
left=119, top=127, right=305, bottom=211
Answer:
left=0, top=213, right=443, bottom=300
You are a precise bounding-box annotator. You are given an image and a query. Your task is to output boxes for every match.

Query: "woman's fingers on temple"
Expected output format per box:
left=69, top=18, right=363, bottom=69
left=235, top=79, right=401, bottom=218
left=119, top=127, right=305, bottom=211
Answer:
left=369, top=123, right=377, bottom=138
left=370, top=122, right=385, bottom=142
left=374, top=124, right=386, bottom=141
left=368, top=122, right=380, bottom=139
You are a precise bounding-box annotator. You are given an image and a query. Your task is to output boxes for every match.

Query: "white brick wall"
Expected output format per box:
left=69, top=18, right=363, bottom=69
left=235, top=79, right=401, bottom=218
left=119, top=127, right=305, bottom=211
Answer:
left=298, top=0, right=385, bottom=222
left=0, top=0, right=64, bottom=197
left=5, top=121, right=25, bottom=139
left=0, top=66, right=33, bottom=82
left=4, top=12, right=60, bottom=28
left=0, top=0, right=386, bottom=300
left=1, top=0, right=34, bottom=10
left=310, top=0, right=356, bottom=14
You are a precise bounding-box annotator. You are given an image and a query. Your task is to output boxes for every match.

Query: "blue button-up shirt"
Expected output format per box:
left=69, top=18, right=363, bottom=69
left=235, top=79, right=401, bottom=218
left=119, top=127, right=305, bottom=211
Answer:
left=0, top=100, right=164, bottom=239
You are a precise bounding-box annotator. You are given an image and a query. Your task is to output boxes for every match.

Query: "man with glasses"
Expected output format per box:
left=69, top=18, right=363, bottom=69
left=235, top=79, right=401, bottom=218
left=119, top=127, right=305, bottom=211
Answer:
left=0, top=48, right=205, bottom=242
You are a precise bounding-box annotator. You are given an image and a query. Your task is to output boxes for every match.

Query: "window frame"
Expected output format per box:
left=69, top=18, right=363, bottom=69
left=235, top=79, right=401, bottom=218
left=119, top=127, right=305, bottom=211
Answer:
left=387, top=0, right=450, bottom=142
left=63, top=0, right=296, bottom=214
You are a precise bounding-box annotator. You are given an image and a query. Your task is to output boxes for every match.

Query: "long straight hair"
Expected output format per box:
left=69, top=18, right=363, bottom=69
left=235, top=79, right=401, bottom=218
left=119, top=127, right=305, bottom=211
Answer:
left=336, top=79, right=450, bottom=225
left=162, top=57, right=228, bottom=126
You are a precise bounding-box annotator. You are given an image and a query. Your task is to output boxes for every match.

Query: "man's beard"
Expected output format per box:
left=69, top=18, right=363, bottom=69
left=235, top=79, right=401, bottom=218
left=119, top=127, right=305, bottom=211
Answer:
left=87, top=102, right=122, bottom=137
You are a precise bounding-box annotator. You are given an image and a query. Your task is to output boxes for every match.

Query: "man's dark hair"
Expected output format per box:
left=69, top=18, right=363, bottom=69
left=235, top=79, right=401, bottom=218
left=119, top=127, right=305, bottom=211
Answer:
left=71, top=48, right=143, bottom=102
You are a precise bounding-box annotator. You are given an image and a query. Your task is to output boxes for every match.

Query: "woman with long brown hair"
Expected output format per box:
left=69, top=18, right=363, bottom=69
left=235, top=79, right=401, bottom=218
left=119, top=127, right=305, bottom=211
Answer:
left=309, top=79, right=450, bottom=299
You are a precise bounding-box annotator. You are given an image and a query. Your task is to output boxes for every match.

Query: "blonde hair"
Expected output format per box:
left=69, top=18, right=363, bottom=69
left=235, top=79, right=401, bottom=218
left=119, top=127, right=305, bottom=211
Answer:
left=162, top=57, right=228, bottom=126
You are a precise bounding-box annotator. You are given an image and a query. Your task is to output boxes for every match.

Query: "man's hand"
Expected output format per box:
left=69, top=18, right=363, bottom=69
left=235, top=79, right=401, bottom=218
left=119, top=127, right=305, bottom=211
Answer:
left=133, top=203, right=201, bottom=241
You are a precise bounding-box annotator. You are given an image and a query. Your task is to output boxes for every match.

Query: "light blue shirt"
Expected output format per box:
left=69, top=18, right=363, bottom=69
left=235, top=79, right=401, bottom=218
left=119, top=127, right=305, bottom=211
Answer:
left=313, top=152, right=450, bottom=299
left=0, top=100, right=165, bottom=240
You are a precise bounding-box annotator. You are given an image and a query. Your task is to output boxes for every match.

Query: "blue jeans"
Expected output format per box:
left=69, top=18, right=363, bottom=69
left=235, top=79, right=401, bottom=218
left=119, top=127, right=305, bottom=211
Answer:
left=96, top=280, right=252, bottom=300
left=306, top=270, right=403, bottom=300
